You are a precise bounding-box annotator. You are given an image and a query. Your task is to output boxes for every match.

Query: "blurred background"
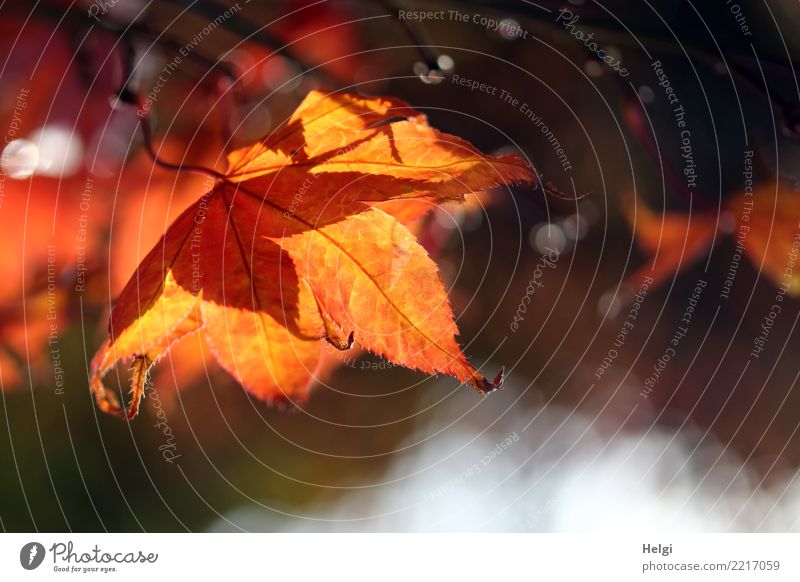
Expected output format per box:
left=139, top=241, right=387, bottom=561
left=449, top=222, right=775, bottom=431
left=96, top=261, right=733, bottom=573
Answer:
left=2, top=0, right=800, bottom=532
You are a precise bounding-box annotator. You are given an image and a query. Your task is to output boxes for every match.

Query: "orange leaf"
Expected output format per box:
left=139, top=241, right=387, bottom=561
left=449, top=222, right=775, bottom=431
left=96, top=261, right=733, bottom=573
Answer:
left=620, top=190, right=718, bottom=299
left=91, top=90, right=535, bottom=418
left=726, top=181, right=800, bottom=296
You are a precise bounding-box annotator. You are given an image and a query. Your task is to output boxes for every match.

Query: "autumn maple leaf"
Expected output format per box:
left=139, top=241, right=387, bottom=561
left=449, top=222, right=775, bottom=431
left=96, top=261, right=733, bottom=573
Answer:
left=621, top=181, right=800, bottom=300
left=90, top=90, right=535, bottom=419
left=619, top=189, right=718, bottom=301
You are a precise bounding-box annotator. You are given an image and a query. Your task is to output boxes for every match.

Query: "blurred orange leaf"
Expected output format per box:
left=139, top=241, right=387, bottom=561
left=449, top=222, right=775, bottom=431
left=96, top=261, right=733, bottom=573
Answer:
left=726, top=182, right=800, bottom=296
left=623, top=181, right=800, bottom=298
left=620, top=189, right=718, bottom=299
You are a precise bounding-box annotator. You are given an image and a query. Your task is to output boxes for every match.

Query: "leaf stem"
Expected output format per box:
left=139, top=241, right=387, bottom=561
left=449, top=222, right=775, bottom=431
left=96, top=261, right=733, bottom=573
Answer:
left=135, top=97, right=227, bottom=180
